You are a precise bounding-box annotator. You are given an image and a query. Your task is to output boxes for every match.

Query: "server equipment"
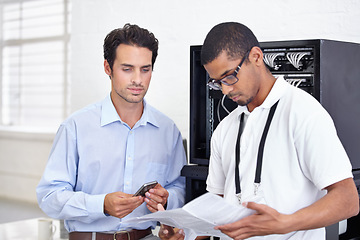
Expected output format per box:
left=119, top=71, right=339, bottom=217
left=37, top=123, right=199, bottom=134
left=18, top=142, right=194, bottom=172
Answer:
left=182, top=39, right=360, bottom=239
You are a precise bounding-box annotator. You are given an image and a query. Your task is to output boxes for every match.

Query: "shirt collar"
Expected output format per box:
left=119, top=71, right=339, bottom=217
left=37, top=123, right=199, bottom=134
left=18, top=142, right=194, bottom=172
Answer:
left=236, top=75, right=287, bottom=118
left=137, top=100, right=160, bottom=128
left=100, top=94, right=159, bottom=128
left=259, top=75, right=286, bottom=109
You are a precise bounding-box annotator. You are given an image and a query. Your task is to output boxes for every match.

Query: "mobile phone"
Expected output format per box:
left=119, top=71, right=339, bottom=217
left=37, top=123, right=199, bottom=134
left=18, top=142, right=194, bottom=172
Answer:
left=133, top=180, right=158, bottom=197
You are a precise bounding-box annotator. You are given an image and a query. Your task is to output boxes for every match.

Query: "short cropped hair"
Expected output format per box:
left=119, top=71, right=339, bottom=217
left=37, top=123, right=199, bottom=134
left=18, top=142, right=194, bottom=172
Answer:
left=103, top=23, right=159, bottom=70
left=201, top=22, right=260, bottom=65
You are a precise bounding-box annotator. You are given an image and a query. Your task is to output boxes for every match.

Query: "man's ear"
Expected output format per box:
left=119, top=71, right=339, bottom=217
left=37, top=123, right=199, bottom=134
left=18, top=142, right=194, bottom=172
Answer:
left=104, top=60, right=112, bottom=76
left=249, top=46, right=263, bottom=66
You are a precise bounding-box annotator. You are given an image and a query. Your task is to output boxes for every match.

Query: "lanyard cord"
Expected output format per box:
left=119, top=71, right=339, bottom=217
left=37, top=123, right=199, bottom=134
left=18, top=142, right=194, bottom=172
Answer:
left=235, top=113, right=245, bottom=194
left=235, top=100, right=279, bottom=195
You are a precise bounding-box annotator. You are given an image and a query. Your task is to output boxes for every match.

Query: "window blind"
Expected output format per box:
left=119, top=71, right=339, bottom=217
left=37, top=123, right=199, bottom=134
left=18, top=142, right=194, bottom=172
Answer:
left=0, top=0, right=70, bottom=130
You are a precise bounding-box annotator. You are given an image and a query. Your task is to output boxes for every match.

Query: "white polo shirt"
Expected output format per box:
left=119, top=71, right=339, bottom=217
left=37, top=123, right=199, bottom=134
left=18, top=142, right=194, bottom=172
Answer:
left=206, top=76, right=353, bottom=239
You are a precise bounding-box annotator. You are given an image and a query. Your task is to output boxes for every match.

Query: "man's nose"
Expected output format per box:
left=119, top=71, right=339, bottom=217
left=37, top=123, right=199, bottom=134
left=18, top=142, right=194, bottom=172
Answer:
left=221, top=84, right=233, bottom=96
left=131, top=70, right=142, bottom=85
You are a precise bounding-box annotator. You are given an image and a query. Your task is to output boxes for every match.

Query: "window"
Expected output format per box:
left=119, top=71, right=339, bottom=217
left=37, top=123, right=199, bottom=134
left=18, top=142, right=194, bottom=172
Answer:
left=0, top=0, right=70, bottom=130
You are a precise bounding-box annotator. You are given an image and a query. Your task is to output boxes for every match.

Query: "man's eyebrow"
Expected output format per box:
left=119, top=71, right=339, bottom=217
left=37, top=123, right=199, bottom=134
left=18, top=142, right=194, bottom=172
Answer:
left=120, top=64, right=152, bottom=68
left=211, top=69, right=232, bottom=80
left=141, top=64, right=152, bottom=68
left=220, top=69, right=232, bottom=78
left=121, top=64, right=134, bottom=67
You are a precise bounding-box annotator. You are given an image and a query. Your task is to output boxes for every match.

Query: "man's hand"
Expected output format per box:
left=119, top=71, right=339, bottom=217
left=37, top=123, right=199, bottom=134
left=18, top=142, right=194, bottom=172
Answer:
left=104, top=191, right=144, bottom=218
left=157, top=204, right=185, bottom=240
left=144, top=184, right=169, bottom=212
left=215, top=202, right=289, bottom=240
left=159, top=225, right=185, bottom=240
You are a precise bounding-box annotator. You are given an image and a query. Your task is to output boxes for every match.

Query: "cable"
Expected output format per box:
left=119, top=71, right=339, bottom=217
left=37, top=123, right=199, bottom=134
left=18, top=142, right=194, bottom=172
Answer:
left=217, top=98, right=221, bottom=123
left=221, top=94, right=231, bottom=114
left=286, top=52, right=310, bottom=69
left=216, top=95, right=231, bottom=123
left=295, top=79, right=302, bottom=88
left=285, top=77, right=304, bottom=88
left=263, top=52, right=284, bottom=70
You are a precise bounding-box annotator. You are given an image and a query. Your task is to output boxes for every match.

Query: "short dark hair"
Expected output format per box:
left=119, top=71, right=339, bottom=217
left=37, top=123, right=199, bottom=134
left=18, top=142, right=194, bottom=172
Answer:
left=103, top=23, right=159, bottom=70
left=201, top=22, right=260, bottom=65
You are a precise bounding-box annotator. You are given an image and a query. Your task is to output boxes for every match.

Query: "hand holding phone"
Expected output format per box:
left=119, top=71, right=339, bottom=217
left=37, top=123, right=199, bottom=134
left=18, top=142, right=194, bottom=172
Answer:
left=133, top=180, right=158, bottom=197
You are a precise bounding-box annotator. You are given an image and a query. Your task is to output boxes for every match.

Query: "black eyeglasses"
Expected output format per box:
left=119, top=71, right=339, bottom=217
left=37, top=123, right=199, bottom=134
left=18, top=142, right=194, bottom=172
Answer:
left=207, top=50, right=250, bottom=90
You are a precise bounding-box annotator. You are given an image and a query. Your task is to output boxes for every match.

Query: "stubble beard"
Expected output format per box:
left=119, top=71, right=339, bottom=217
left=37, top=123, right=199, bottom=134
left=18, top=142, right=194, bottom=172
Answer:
left=227, top=92, right=253, bottom=106
left=235, top=96, right=253, bottom=106
left=114, top=85, right=147, bottom=104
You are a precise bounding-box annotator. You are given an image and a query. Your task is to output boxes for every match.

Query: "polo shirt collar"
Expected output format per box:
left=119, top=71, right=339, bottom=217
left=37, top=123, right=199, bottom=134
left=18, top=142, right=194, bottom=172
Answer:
left=235, top=76, right=287, bottom=117
left=260, top=75, right=286, bottom=109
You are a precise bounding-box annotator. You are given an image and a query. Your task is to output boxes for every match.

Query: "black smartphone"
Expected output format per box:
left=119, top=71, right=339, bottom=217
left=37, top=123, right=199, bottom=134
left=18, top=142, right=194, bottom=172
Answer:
left=133, top=180, right=158, bottom=197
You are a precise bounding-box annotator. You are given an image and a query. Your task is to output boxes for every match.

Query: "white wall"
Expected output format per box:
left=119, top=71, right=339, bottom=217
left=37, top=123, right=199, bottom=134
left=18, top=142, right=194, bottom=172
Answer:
left=1, top=0, right=360, bottom=203
left=70, top=0, right=360, bottom=140
left=0, top=129, right=54, bottom=203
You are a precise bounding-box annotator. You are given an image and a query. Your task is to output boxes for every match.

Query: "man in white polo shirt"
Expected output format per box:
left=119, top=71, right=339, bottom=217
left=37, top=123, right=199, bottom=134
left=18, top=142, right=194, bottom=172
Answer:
left=200, top=22, right=359, bottom=239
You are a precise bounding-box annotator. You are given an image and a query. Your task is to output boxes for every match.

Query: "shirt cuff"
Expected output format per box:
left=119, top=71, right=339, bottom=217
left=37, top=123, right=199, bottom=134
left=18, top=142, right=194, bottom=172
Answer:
left=86, top=193, right=108, bottom=218
left=165, top=188, right=184, bottom=210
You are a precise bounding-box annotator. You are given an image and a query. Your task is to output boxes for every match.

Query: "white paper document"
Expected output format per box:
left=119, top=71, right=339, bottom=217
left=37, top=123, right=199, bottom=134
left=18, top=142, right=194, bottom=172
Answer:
left=123, top=193, right=255, bottom=240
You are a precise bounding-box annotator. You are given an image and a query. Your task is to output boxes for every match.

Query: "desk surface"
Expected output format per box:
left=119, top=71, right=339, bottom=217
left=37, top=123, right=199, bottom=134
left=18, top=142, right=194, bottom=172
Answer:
left=0, top=218, right=66, bottom=240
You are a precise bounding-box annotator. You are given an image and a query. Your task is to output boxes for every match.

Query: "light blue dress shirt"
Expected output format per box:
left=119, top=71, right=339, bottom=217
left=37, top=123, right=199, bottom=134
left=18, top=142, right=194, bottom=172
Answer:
left=36, top=94, right=187, bottom=233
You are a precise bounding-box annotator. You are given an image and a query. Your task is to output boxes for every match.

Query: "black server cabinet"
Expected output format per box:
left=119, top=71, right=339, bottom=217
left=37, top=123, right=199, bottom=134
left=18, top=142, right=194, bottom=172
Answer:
left=189, top=45, right=238, bottom=166
left=261, top=39, right=360, bottom=171
left=183, top=39, right=360, bottom=239
left=189, top=39, right=360, bottom=169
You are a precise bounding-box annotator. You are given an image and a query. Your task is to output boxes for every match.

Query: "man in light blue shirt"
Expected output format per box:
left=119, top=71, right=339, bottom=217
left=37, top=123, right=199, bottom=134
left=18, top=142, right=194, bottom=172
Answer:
left=36, top=24, right=187, bottom=240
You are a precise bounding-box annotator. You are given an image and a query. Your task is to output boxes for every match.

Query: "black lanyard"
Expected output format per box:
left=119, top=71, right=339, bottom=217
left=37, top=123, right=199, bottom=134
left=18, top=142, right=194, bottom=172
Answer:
left=235, top=100, right=279, bottom=201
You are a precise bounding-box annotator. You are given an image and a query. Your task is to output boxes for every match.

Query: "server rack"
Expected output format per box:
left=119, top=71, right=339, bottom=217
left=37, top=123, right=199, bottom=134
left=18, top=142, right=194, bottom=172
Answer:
left=182, top=39, right=360, bottom=239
